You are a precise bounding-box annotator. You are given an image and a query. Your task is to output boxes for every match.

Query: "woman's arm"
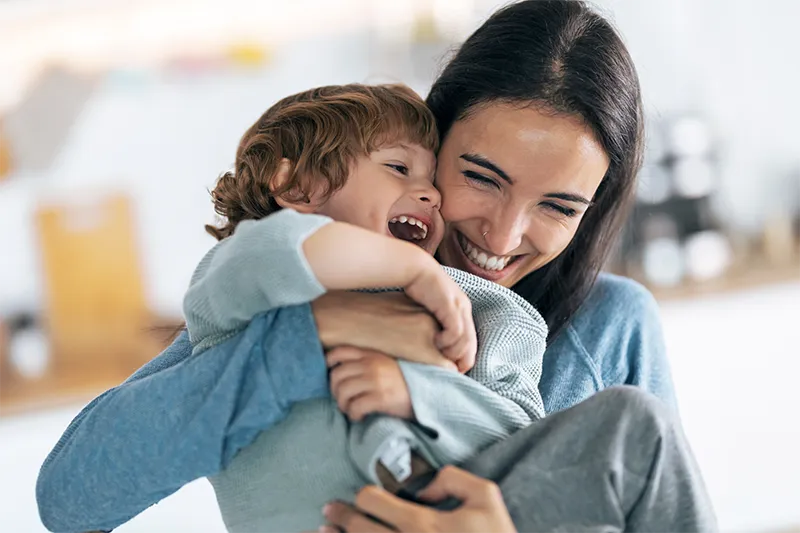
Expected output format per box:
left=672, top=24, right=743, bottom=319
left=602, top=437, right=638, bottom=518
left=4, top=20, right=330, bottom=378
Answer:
left=36, top=305, right=327, bottom=533
left=36, top=291, right=454, bottom=533
left=185, top=208, right=472, bottom=365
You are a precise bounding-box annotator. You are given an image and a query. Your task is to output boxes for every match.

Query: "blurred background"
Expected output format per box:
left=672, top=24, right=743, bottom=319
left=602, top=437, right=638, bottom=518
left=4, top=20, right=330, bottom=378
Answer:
left=0, top=0, right=798, bottom=531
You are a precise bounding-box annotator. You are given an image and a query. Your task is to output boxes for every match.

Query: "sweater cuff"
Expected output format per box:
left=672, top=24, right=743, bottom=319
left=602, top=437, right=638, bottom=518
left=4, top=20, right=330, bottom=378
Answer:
left=398, top=361, right=447, bottom=439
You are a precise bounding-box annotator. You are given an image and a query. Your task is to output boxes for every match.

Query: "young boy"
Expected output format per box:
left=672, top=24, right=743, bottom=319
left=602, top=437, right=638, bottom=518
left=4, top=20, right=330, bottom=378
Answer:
left=183, top=84, right=547, bottom=532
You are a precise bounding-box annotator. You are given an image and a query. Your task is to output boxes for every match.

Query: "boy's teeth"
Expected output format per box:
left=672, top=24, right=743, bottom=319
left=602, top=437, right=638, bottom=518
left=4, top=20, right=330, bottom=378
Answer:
left=389, top=215, right=428, bottom=239
left=458, top=233, right=512, bottom=271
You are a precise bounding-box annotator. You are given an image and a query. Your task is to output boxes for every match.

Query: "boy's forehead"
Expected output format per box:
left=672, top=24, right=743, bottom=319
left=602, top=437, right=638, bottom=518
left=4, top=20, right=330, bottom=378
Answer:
left=374, top=143, right=436, bottom=175
left=375, top=142, right=436, bottom=161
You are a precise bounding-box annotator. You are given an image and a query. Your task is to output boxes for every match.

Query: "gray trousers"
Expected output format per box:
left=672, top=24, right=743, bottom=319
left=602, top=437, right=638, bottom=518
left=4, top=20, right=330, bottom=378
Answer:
left=461, top=386, right=717, bottom=532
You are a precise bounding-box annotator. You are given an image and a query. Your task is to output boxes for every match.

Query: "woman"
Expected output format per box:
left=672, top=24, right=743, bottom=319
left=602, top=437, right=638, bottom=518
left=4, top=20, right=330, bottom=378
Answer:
left=36, top=1, right=694, bottom=532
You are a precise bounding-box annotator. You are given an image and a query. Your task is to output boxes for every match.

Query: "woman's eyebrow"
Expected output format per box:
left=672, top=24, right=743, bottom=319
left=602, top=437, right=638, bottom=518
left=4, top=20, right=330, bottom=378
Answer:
left=460, top=153, right=514, bottom=184
left=544, top=192, right=593, bottom=205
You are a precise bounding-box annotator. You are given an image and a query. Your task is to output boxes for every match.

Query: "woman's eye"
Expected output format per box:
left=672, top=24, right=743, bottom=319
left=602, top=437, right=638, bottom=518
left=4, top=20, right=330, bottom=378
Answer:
left=462, top=170, right=500, bottom=189
left=386, top=163, right=409, bottom=176
left=542, top=202, right=577, bottom=217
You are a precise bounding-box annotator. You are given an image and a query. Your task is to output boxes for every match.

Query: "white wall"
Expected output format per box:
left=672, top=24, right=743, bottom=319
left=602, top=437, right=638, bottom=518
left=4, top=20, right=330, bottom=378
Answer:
left=0, top=33, right=372, bottom=316
left=2, top=0, right=799, bottom=314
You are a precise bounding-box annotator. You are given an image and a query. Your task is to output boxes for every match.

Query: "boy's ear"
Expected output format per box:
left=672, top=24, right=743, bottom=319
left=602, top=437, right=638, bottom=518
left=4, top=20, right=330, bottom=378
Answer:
left=271, top=158, right=319, bottom=214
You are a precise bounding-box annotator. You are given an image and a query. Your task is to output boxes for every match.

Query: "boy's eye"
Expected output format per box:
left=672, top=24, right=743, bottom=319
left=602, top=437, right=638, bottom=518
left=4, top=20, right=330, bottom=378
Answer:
left=385, top=163, right=409, bottom=176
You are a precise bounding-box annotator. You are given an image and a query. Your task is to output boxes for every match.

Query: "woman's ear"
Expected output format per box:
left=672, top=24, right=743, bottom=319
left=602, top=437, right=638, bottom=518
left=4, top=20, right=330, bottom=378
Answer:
left=271, top=158, right=319, bottom=213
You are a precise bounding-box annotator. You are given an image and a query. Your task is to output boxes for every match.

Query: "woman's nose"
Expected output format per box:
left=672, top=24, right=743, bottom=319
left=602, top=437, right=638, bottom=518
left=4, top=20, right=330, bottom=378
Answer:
left=485, top=208, right=529, bottom=256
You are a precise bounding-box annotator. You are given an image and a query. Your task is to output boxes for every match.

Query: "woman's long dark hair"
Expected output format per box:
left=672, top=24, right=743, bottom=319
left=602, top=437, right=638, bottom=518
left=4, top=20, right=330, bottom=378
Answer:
left=427, top=0, right=644, bottom=340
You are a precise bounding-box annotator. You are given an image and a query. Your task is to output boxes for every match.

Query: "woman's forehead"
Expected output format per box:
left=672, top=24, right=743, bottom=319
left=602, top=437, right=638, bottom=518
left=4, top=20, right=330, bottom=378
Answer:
left=446, top=103, right=609, bottom=193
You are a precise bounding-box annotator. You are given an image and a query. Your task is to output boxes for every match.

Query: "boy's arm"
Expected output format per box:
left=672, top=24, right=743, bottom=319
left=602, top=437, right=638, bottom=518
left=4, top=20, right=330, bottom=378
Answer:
left=401, top=271, right=548, bottom=465
left=350, top=271, right=547, bottom=478
left=36, top=305, right=328, bottom=533
left=184, top=209, right=438, bottom=351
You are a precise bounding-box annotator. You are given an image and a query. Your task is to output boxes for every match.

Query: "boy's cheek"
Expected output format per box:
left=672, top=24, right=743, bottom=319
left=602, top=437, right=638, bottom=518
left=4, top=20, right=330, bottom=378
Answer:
left=425, top=212, right=446, bottom=253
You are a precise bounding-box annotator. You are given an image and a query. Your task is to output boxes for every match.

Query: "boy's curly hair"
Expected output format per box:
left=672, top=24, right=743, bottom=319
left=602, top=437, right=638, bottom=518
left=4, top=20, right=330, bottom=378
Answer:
left=205, top=84, right=439, bottom=240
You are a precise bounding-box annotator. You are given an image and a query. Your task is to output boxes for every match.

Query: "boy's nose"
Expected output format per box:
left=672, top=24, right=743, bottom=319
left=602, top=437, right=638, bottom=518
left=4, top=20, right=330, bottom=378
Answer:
left=416, top=184, right=441, bottom=210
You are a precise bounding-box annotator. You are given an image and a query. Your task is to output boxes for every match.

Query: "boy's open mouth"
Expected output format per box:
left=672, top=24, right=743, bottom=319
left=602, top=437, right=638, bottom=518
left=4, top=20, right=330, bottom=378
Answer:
left=388, top=215, right=434, bottom=252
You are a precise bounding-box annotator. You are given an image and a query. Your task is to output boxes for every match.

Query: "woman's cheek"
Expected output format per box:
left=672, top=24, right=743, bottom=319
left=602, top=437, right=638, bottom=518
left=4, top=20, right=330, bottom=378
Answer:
left=439, top=187, right=472, bottom=221
left=529, top=222, right=575, bottom=260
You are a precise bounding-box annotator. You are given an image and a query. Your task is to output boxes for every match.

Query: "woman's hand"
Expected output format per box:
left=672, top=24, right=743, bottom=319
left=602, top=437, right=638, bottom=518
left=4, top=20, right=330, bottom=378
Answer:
left=312, top=291, right=457, bottom=371
left=321, top=466, right=516, bottom=533
left=327, top=347, right=413, bottom=421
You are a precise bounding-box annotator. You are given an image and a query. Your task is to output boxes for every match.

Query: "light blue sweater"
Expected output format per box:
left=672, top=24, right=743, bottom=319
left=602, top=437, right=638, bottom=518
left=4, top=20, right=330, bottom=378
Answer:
left=182, top=209, right=547, bottom=531
left=36, top=250, right=675, bottom=533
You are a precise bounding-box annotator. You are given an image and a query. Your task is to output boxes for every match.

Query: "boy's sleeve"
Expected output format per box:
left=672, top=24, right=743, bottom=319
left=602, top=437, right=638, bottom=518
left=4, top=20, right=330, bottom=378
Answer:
left=183, top=209, right=333, bottom=351
left=406, top=269, right=547, bottom=465
left=350, top=270, right=548, bottom=479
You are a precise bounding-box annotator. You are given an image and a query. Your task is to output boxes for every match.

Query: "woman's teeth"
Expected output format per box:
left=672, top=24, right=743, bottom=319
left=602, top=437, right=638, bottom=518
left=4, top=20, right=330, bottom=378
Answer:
left=389, top=215, right=428, bottom=239
left=458, top=233, right=512, bottom=271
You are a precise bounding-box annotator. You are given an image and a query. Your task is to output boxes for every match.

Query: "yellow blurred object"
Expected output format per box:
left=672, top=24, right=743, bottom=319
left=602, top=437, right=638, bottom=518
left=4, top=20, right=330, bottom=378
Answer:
left=411, top=13, right=441, bottom=44
left=227, top=43, right=272, bottom=67
left=763, top=214, right=798, bottom=267
left=0, top=319, right=8, bottom=395
left=0, top=193, right=169, bottom=414
left=0, top=124, right=11, bottom=180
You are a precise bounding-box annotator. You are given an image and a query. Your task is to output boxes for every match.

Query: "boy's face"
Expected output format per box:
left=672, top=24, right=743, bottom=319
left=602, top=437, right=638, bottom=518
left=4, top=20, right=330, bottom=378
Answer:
left=316, top=143, right=444, bottom=254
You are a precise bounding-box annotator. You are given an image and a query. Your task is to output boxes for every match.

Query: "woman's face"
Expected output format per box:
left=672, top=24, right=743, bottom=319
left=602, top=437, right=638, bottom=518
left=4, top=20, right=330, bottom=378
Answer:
left=435, top=103, right=610, bottom=288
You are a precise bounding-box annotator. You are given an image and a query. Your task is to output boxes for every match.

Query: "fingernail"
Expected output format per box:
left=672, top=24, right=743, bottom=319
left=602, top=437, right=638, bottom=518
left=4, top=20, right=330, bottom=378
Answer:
left=322, top=504, right=331, bottom=516
left=319, top=527, right=336, bottom=533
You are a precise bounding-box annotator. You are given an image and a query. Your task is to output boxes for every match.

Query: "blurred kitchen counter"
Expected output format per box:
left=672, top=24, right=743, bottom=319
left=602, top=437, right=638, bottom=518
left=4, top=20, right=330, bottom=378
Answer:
left=0, top=316, right=183, bottom=417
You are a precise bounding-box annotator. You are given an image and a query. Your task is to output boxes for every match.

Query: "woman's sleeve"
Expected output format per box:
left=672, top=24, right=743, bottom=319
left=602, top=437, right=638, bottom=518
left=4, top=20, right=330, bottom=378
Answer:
left=572, top=273, right=678, bottom=410
left=35, top=304, right=328, bottom=533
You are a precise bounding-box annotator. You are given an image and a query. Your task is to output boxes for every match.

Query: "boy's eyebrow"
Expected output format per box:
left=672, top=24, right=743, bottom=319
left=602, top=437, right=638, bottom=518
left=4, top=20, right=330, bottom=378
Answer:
left=460, top=153, right=514, bottom=184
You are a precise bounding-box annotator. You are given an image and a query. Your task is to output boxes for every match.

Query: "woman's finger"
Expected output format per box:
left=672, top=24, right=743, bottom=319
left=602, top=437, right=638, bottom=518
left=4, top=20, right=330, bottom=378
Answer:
left=417, top=465, right=499, bottom=504
left=355, top=485, right=431, bottom=532
left=323, top=501, right=394, bottom=533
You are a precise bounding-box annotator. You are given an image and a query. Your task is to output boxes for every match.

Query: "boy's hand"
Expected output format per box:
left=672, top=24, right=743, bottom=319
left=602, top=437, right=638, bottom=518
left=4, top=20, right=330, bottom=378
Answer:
left=327, top=347, right=413, bottom=421
left=403, top=266, right=476, bottom=373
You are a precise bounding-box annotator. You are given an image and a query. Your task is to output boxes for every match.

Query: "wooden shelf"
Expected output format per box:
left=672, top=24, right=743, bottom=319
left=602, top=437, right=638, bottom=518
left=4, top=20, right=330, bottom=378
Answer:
left=640, top=262, right=800, bottom=302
